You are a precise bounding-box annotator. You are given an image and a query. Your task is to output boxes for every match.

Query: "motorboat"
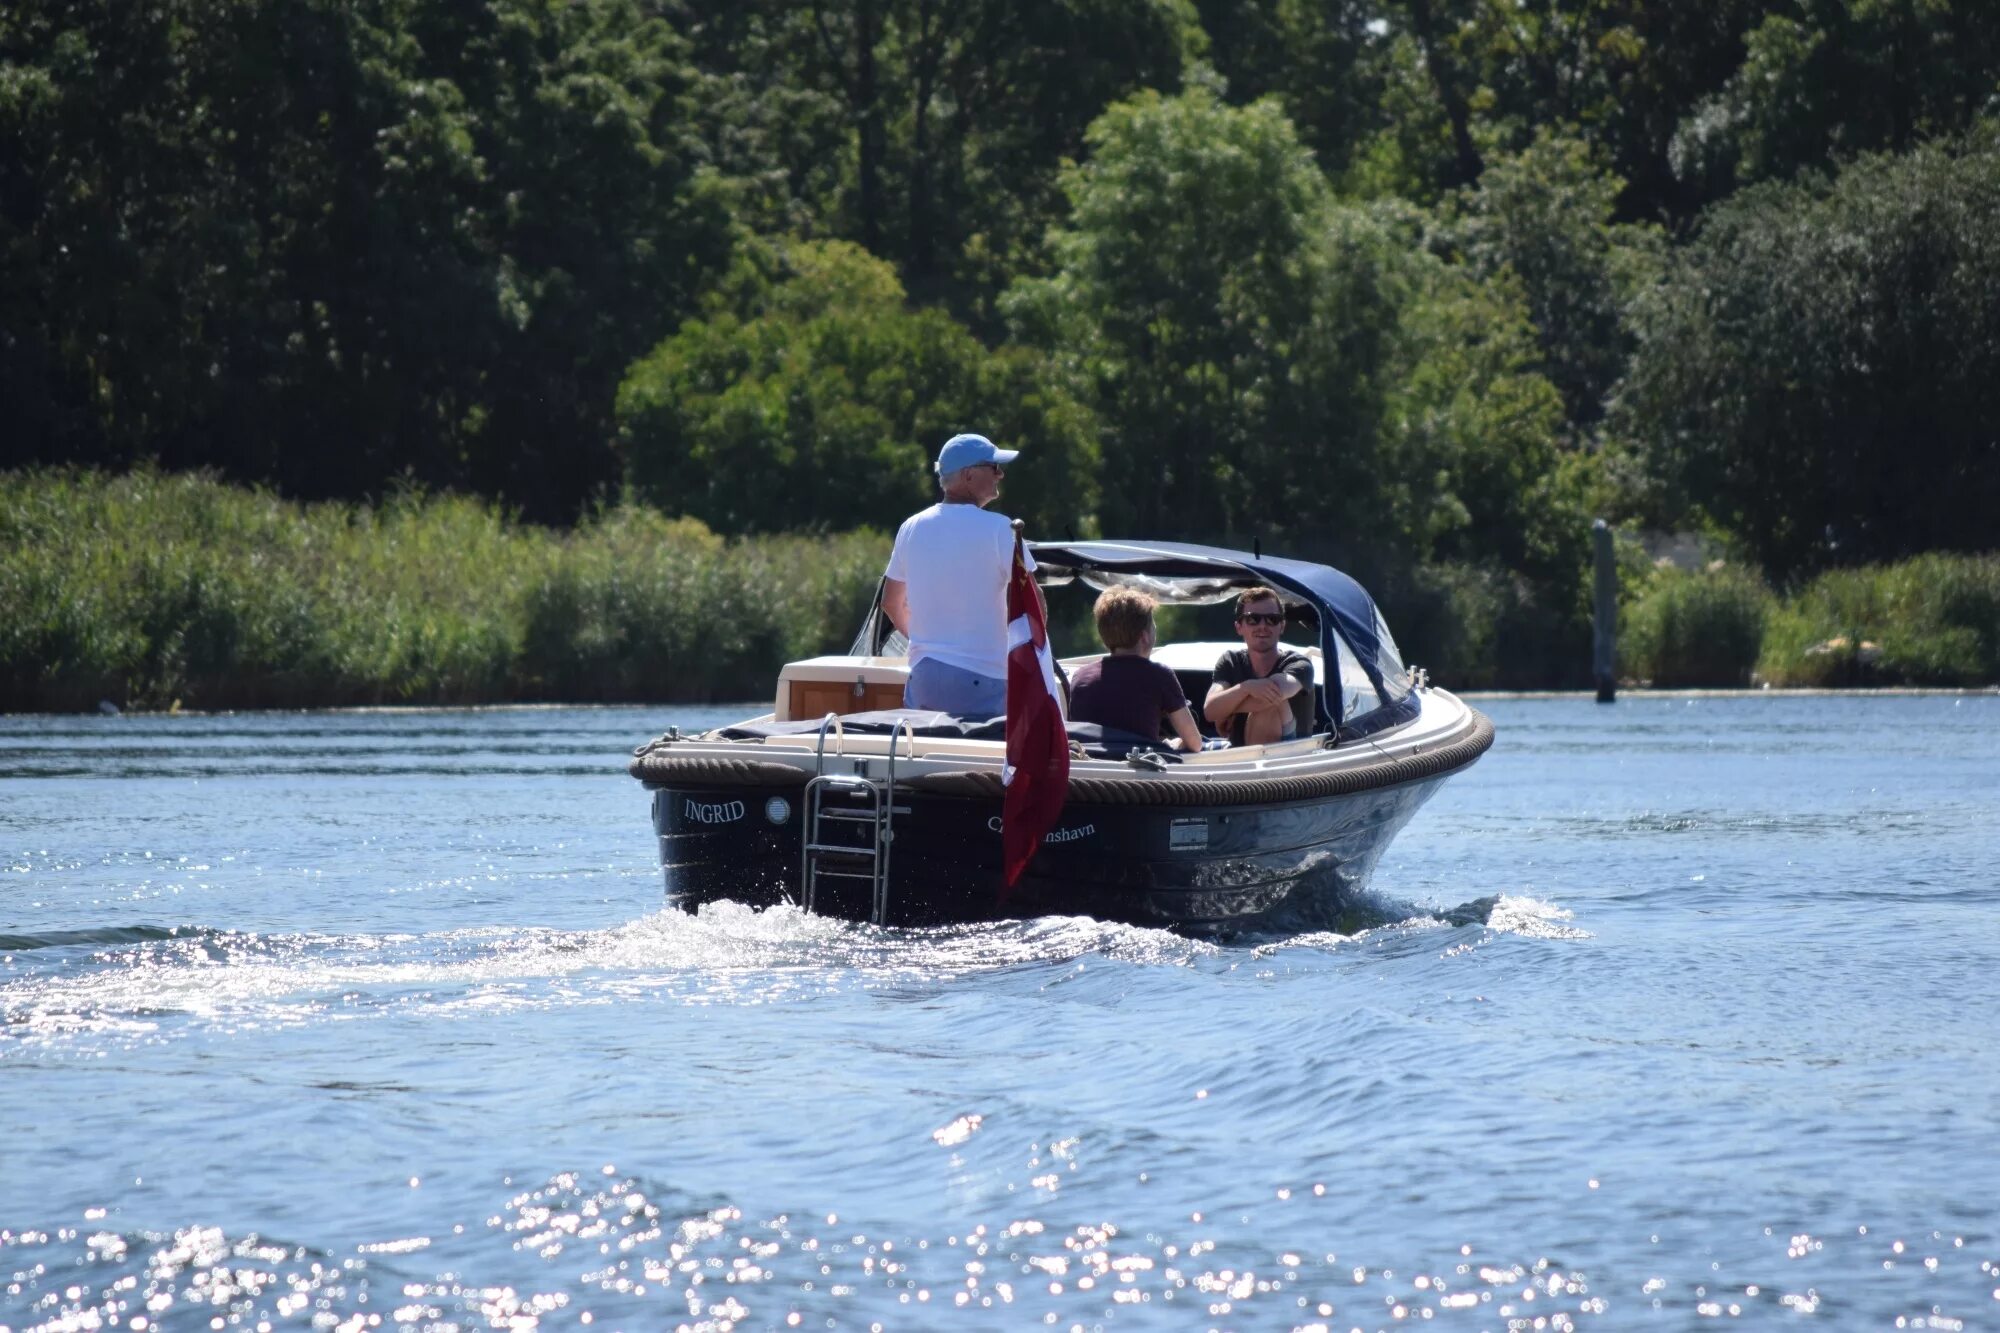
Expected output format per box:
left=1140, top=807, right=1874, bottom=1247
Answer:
left=628, top=540, right=1493, bottom=932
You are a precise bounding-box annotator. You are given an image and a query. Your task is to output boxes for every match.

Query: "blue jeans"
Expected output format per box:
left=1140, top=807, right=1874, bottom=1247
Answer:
left=905, top=658, right=1006, bottom=718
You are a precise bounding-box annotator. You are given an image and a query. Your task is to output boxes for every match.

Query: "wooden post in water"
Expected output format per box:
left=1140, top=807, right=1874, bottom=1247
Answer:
left=1592, top=519, right=1617, bottom=703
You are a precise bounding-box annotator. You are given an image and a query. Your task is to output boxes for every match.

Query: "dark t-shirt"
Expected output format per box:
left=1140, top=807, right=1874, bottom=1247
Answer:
left=1067, top=655, right=1190, bottom=741
left=1210, top=648, right=1316, bottom=745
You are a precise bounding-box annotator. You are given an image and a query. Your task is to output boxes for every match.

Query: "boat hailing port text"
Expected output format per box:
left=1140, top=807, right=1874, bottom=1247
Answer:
left=988, top=816, right=1096, bottom=843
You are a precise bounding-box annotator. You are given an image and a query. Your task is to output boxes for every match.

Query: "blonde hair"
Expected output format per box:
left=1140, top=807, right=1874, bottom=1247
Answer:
left=1094, top=586, right=1156, bottom=652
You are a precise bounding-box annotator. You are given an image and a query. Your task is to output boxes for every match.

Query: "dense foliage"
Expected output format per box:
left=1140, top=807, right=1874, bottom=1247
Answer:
left=616, top=239, right=1100, bottom=536
left=2, top=0, right=731, bottom=521
left=10, top=468, right=1986, bottom=710
left=1617, top=554, right=2000, bottom=688
left=0, top=469, right=884, bottom=709
left=6, top=0, right=2000, bottom=694
left=1621, top=564, right=1771, bottom=688
left=1757, top=554, right=2000, bottom=687
left=1617, top=132, right=2000, bottom=581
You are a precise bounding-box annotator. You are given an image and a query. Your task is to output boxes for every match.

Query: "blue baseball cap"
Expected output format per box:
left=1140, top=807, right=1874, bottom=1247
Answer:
left=934, top=433, right=1020, bottom=477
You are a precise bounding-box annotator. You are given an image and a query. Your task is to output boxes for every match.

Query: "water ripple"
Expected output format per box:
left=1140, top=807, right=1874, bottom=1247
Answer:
left=6, top=699, right=2000, bottom=1332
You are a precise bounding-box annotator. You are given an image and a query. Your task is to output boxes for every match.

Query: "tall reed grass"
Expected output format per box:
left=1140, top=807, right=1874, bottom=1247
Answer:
left=1757, top=554, right=2000, bottom=686
left=1618, top=553, right=2000, bottom=687
left=10, top=469, right=1993, bottom=708
left=1621, top=565, right=1771, bottom=687
left=0, top=469, right=886, bottom=710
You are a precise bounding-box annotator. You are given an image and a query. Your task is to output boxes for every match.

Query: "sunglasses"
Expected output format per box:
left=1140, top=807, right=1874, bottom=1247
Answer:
left=973, top=462, right=1005, bottom=476
left=1236, top=612, right=1284, bottom=626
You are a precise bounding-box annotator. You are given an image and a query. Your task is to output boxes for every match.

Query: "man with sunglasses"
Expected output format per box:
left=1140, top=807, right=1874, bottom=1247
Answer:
left=1204, top=587, right=1314, bottom=746
left=882, top=432, right=1030, bottom=717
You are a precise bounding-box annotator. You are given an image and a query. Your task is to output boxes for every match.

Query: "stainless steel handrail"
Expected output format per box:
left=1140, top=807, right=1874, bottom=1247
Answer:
left=813, top=712, right=846, bottom=773
left=872, top=720, right=918, bottom=925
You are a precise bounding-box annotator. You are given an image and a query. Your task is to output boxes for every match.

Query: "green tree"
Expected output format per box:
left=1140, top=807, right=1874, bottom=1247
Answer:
left=617, top=239, right=1099, bottom=536
left=1601, top=0, right=1776, bottom=218
left=0, top=0, right=731, bottom=520
left=1672, top=0, right=2000, bottom=195
left=1386, top=254, right=1581, bottom=588
left=1007, top=88, right=1406, bottom=553
left=1617, top=129, right=2000, bottom=580
left=423, top=0, right=734, bottom=515
left=1189, top=0, right=1388, bottom=184
left=1345, top=0, right=1784, bottom=221
left=672, top=0, right=1201, bottom=320
left=1449, top=128, right=1663, bottom=436
left=1011, top=86, right=1587, bottom=585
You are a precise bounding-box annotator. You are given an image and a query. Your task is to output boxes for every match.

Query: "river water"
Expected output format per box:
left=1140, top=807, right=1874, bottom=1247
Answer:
left=3, top=695, right=1997, bottom=1332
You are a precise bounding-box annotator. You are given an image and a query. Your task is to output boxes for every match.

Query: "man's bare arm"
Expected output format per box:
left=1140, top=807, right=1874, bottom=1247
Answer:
left=1204, top=678, right=1283, bottom=725
left=882, top=579, right=910, bottom=635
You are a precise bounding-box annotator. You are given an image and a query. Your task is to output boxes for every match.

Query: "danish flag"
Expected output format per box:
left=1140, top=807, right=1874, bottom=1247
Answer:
left=1002, top=532, right=1069, bottom=888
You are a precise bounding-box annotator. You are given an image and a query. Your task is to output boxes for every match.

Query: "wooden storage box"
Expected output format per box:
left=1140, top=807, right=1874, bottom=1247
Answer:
left=776, top=656, right=910, bottom=722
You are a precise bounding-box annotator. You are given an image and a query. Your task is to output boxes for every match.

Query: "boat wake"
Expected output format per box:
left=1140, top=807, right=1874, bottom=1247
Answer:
left=1, top=888, right=1585, bottom=1048
left=0, top=903, right=1222, bottom=1046
left=1246, top=889, right=1588, bottom=955
left=1333, top=886, right=1588, bottom=939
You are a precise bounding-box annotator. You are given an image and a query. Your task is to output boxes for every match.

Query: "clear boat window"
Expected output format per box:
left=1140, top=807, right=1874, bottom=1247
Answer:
left=1371, top=607, right=1413, bottom=703
left=1332, top=633, right=1377, bottom=722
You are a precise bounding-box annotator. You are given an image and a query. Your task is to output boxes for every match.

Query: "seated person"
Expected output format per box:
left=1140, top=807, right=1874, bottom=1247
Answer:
left=1205, top=586, right=1314, bottom=746
left=1066, top=587, right=1207, bottom=752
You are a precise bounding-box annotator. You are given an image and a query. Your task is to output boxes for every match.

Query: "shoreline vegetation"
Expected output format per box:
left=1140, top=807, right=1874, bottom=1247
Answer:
left=0, top=469, right=885, bottom=713
left=5, top=470, right=1995, bottom=714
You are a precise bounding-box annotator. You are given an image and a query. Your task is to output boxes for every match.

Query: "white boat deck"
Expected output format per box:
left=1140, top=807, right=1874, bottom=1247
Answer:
left=682, top=647, right=1480, bottom=784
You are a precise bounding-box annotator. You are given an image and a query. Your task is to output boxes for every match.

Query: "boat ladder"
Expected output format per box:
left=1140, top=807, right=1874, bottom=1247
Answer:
left=800, top=715, right=916, bottom=926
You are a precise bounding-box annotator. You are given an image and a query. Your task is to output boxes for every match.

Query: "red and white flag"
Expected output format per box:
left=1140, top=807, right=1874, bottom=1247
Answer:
left=1002, top=533, right=1069, bottom=888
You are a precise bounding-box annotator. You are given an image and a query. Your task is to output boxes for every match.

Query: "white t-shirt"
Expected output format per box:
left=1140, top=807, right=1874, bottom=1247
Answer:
left=884, top=503, right=1034, bottom=679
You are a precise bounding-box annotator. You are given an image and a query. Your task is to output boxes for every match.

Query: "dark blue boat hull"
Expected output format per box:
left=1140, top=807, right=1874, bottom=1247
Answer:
left=647, top=775, right=1451, bottom=931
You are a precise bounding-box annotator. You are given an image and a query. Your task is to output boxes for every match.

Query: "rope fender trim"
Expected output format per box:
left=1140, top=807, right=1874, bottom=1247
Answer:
left=628, top=755, right=812, bottom=788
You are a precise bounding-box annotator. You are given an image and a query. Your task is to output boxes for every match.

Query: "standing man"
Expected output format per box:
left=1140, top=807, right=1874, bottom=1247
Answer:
left=882, top=433, right=1031, bottom=716
left=1204, top=586, right=1315, bottom=745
